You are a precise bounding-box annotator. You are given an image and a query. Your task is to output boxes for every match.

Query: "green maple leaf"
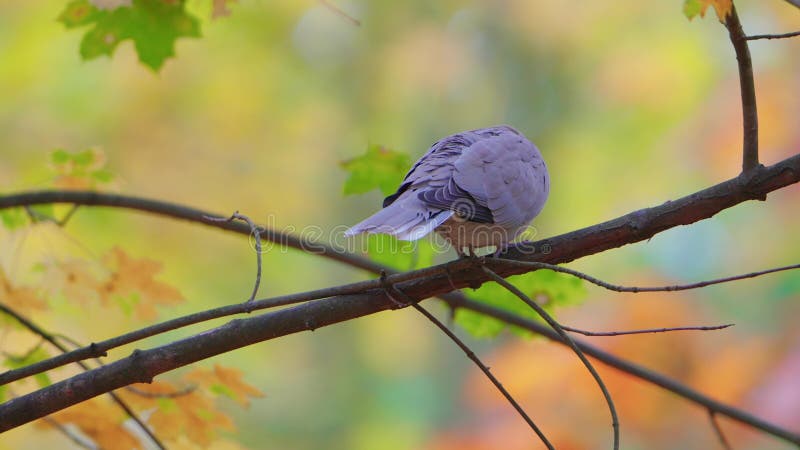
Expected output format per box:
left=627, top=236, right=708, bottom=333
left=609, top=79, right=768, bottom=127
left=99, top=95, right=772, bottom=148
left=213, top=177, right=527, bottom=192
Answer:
left=456, top=269, right=587, bottom=338
left=340, top=144, right=411, bottom=197
left=59, top=0, right=201, bottom=71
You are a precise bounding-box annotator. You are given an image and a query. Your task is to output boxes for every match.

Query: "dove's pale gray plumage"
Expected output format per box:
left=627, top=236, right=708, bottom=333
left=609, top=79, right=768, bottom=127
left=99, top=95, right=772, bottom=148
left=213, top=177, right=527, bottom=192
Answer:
left=345, top=125, right=550, bottom=255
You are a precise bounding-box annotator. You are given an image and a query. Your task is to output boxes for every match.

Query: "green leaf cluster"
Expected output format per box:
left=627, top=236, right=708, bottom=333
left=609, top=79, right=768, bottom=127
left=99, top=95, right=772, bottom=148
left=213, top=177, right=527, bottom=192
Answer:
left=3, top=346, right=52, bottom=388
left=51, top=148, right=115, bottom=187
left=58, top=0, right=201, bottom=71
left=456, top=269, right=587, bottom=338
left=341, top=144, right=411, bottom=197
left=683, top=0, right=703, bottom=19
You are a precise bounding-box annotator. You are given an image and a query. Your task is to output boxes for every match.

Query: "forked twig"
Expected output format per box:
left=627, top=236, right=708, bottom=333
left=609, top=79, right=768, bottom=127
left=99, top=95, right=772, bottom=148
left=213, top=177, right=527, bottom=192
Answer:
left=380, top=281, right=554, bottom=450
left=480, top=264, right=620, bottom=450
left=204, top=211, right=263, bottom=305
left=0, top=302, right=165, bottom=450
left=724, top=3, right=759, bottom=172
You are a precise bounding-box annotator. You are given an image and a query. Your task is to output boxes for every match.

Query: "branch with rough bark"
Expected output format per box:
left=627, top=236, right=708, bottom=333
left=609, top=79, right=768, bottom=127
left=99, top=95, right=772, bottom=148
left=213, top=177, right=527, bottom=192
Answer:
left=724, top=4, right=759, bottom=172
left=1, top=151, right=799, bottom=443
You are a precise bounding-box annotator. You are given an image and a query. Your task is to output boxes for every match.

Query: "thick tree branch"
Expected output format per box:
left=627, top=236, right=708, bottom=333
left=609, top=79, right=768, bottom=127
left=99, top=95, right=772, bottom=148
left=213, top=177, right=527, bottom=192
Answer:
left=3, top=290, right=798, bottom=445
left=0, top=154, right=798, bottom=287
left=5, top=254, right=793, bottom=386
left=725, top=3, right=760, bottom=172
left=0, top=153, right=799, bottom=441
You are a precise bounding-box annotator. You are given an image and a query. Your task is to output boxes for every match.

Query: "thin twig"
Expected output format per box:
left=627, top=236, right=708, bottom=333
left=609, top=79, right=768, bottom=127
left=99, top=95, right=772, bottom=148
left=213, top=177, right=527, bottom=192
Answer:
left=1, top=158, right=800, bottom=443
left=724, top=3, right=760, bottom=173
left=0, top=302, right=166, bottom=450
left=318, top=0, right=360, bottom=26
left=490, top=258, right=800, bottom=293
left=22, top=204, right=80, bottom=227
left=481, top=264, right=620, bottom=450
left=383, top=283, right=554, bottom=450
left=57, top=204, right=80, bottom=226
left=204, top=211, right=262, bottom=304
left=746, top=30, right=800, bottom=40
left=709, top=409, right=734, bottom=450
left=561, top=323, right=734, bottom=336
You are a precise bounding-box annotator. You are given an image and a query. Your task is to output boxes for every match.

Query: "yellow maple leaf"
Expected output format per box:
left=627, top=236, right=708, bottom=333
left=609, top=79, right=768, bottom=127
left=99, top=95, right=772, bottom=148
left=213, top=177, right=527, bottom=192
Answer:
left=102, top=247, right=184, bottom=320
left=150, top=389, right=235, bottom=446
left=50, top=148, right=115, bottom=190
left=41, top=398, right=142, bottom=450
left=117, top=378, right=237, bottom=447
left=185, top=364, right=265, bottom=407
left=42, top=259, right=104, bottom=305
left=0, top=267, right=48, bottom=314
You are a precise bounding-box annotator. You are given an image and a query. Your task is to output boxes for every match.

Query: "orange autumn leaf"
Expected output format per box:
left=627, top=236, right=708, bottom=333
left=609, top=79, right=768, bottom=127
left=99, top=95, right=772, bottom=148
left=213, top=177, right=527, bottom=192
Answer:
left=443, top=296, right=781, bottom=450
left=686, top=0, right=732, bottom=21
left=185, top=364, right=265, bottom=407
left=0, top=267, right=47, bottom=314
left=149, top=389, right=236, bottom=446
left=117, top=378, right=239, bottom=447
left=212, top=0, right=236, bottom=19
left=102, top=247, right=184, bottom=320
left=41, top=398, right=142, bottom=450
left=707, top=0, right=732, bottom=21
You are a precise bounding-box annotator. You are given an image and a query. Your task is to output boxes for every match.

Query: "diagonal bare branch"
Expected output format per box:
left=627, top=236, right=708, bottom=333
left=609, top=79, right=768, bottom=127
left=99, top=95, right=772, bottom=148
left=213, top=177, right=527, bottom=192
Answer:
left=0, top=302, right=165, bottom=450
left=481, top=264, right=619, bottom=450
left=709, top=409, right=734, bottom=450
left=0, top=152, right=799, bottom=441
left=386, top=282, right=554, bottom=449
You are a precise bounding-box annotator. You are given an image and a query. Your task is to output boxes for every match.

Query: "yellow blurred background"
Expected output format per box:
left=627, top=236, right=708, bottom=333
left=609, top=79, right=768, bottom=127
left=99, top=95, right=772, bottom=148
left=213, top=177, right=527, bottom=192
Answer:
left=1, top=0, right=799, bottom=449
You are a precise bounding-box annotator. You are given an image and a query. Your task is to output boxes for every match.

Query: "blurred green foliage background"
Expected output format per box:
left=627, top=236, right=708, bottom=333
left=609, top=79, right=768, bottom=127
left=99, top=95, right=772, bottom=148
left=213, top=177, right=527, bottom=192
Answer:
left=1, top=0, right=799, bottom=449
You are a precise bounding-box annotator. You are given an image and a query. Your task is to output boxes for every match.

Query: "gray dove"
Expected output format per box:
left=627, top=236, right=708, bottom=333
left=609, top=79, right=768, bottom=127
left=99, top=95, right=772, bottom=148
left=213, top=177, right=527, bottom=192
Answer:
left=344, top=125, right=550, bottom=256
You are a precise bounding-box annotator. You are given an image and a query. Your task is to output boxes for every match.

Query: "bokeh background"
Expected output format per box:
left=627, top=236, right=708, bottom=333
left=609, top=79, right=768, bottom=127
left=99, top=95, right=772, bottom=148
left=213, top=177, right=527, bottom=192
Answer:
left=1, top=0, right=800, bottom=449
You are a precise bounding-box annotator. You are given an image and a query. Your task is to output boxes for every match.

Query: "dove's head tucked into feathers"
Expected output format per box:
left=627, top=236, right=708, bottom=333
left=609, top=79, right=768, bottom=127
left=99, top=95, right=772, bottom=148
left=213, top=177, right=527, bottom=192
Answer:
left=345, top=125, right=550, bottom=256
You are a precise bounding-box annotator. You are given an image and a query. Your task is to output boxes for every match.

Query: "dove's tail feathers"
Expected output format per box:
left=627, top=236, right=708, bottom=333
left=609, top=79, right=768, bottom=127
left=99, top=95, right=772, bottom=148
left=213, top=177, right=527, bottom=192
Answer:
left=344, top=201, right=453, bottom=241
